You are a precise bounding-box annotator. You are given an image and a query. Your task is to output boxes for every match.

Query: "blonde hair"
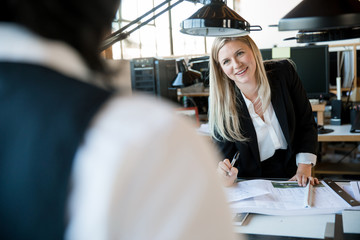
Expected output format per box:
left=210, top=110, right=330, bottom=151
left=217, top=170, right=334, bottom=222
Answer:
left=208, top=35, right=271, bottom=142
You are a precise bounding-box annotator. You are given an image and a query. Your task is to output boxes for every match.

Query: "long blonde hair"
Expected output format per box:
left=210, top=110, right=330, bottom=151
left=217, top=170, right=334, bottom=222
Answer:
left=209, top=35, right=271, bottom=142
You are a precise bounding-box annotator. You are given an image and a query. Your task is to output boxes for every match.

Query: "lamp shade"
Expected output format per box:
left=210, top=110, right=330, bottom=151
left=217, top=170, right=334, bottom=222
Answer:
left=172, top=59, right=202, bottom=87
left=279, top=0, right=360, bottom=31
left=294, top=28, right=360, bottom=43
left=180, top=0, right=261, bottom=36
left=279, top=0, right=360, bottom=42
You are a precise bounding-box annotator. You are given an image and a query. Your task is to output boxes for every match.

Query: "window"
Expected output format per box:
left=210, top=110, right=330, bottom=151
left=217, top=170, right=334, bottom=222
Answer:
left=109, top=0, right=309, bottom=59
left=111, top=0, right=236, bottom=59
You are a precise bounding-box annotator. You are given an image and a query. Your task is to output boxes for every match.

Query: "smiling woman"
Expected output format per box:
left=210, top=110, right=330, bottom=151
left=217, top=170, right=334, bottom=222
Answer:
left=208, top=35, right=319, bottom=188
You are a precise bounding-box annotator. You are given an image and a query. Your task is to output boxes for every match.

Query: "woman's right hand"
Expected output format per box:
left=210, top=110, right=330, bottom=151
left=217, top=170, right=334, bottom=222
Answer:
left=217, top=159, right=238, bottom=187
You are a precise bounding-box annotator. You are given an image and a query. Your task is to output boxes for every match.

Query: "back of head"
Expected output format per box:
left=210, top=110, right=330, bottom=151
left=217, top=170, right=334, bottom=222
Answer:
left=1, top=0, right=120, bottom=73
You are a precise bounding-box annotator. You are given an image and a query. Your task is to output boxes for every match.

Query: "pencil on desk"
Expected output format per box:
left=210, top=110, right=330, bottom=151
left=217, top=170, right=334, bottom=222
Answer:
left=304, top=181, right=314, bottom=208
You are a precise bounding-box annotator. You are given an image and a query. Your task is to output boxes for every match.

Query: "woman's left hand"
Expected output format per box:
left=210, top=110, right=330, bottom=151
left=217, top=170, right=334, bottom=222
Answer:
left=289, top=163, right=319, bottom=186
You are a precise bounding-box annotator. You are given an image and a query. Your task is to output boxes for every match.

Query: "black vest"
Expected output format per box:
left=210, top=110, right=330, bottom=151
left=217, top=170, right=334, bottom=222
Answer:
left=0, top=62, right=111, bottom=239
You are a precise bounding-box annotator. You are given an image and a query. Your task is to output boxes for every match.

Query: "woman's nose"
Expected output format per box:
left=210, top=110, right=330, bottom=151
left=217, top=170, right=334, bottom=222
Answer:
left=233, top=59, right=241, bottom=69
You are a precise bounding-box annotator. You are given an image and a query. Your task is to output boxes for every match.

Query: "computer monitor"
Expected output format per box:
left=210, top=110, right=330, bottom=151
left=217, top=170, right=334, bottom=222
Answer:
left=260, top=45, right=330, bottom=100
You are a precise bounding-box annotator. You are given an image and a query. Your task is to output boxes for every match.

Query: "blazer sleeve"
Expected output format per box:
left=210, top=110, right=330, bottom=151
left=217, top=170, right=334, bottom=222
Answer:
left=212, top=131, right=238, bottom=161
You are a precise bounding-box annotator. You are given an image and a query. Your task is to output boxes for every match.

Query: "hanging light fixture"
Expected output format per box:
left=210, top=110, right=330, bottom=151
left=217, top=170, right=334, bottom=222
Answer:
left=278, top=0, right=360, bottom=43
left=180, top=0, right=262, bottom=36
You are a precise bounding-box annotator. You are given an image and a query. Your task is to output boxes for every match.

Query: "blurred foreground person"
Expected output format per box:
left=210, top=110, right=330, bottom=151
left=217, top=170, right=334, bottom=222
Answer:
left=0, top=0, right=242, bottom=239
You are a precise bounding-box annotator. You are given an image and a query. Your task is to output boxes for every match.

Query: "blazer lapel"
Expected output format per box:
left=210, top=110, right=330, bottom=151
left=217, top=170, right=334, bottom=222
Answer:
left=236, top=92, right=261, bottom=166
left=270, top=79, right=290, bottom=145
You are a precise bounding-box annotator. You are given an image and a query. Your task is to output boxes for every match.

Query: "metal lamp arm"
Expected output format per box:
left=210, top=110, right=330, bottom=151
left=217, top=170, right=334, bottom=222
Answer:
left=101, top=0, right=205, bottom=51
left=107, top=0, right=173, bottom=39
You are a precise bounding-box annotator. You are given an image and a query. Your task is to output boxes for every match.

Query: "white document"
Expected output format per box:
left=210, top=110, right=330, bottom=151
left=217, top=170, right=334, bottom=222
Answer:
left=225, top=180, right=270, bottom=202
left=228, top=180, right=352, bottom=216
left=197, top=123, right=210, bottom=135
left=350, top=181, right=360, bottom=201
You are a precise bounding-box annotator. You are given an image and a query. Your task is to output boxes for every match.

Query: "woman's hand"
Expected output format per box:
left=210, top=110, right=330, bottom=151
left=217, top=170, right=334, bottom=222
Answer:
left=289, top=163, right=319, bottom=186
left=217, top=159, right=238, bottom=187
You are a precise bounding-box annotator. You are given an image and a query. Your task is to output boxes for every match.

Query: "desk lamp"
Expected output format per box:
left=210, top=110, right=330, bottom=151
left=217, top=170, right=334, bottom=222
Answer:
left=172, top=59, right=202, bottom=88
left=278, top=0, right=360, bottom=43
left=101, top=0, right=262, bottom=51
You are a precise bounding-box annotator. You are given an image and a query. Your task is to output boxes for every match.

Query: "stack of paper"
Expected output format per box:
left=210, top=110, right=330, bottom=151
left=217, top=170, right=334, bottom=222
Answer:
left=224, top=179, right=270, bottom=202
left=227, top=180, right=355, bottom=216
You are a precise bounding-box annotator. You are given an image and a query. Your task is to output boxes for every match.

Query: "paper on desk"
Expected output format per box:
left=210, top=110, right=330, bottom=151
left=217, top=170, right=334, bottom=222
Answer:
left=197, top=123, right=210, bottom=135
left=350, top=181, right=360, bottom=201
left=225, top=180, right=270, bottom=202
left=228, top=180, right=351, bottom=216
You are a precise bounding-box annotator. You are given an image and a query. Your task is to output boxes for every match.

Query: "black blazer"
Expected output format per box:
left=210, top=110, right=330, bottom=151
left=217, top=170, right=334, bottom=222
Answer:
left=0, top=62, right=111, bottom=239
left=214, top=59, right=318, bottom=178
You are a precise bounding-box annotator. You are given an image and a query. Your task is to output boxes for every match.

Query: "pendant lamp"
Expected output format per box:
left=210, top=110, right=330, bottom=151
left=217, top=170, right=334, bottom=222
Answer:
left=180, top=0, right=261, bottom=36
left=279, top=0, right=360, bottom=43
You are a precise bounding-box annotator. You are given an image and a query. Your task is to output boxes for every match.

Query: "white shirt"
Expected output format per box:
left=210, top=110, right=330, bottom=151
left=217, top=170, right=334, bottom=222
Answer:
left=242, top=93, right=316, bottom=166
left=0, top=23, right=241, bottom=240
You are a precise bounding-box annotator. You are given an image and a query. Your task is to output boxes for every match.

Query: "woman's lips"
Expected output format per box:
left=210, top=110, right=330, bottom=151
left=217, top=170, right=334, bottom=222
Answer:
left=235, top=67, right=248, bottom=76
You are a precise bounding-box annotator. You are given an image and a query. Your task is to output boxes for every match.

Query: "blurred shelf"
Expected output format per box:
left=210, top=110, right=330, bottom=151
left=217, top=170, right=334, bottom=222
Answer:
left=177, top=92, right=209, bottom=97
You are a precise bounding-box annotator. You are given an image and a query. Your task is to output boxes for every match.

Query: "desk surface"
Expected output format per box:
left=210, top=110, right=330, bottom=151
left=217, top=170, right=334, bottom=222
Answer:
left=318, top=124, right=360, bottom=142
left=198, top=123, right=360, bottom=142
left=235, top=214, right=335, bottom=239
left=233, top=181, right=359, bottom=239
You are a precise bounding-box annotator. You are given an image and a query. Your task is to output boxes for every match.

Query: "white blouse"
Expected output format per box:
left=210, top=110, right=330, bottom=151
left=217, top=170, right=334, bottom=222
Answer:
left=242, top=93, right=316, bottom=166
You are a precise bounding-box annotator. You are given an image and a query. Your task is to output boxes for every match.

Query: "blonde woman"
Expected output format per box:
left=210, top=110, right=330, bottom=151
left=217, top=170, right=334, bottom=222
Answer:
left=209, top=35, right=319, bottom=187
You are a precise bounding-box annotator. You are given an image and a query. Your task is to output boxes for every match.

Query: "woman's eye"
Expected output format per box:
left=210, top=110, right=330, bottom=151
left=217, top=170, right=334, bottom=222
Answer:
left=237, top=51, right=244, bottom=56
left=222, top=60, right=229, bottom=65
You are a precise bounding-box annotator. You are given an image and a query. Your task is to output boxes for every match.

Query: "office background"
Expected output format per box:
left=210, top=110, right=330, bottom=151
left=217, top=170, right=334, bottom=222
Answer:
left=109, top=0, right=360, bottom=60
left=104, top=0, right=360, bottom=179
left=106, top=0, right=360, bottom=93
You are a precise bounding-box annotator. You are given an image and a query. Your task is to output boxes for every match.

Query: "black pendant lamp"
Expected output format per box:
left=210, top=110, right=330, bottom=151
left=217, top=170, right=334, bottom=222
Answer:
left=180, top=0, right=261, bottom=37
left=279, top=0, right=360, bottom=43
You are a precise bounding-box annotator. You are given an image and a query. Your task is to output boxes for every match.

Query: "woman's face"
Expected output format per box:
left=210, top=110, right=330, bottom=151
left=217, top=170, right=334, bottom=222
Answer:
left=217, top=40, right=256, bottom=87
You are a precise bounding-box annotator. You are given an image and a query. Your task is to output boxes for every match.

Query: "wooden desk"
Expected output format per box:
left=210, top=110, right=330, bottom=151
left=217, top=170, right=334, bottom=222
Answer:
left=318, top=124, right=360, bottom=142
left=316, top=124, right=360, bottom=177
left=234, top=181, right=359, bottom=239
left=176, top=87, right=209, bottom=102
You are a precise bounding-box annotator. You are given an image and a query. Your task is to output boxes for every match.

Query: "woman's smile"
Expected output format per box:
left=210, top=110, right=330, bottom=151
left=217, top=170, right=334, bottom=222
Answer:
left=235, top=67, right=248, bottom=76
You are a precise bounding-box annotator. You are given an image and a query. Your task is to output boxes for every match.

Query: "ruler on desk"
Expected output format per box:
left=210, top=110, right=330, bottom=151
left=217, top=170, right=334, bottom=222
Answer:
left=323, top=179, right=360, bottom=207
